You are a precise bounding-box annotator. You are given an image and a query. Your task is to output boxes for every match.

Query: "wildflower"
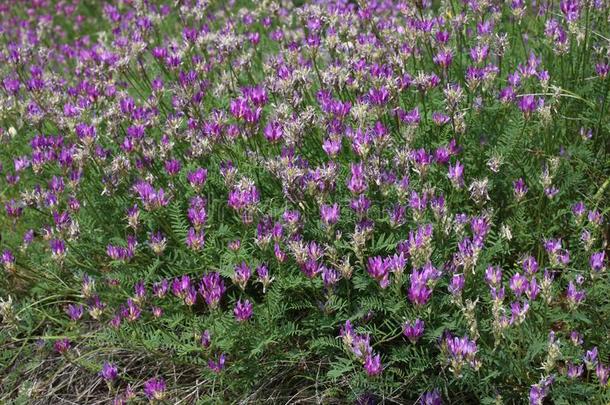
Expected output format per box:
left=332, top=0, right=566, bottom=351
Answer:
left=510, top=300, right=530, bottom=324
left=122, top=299, right=141, bottom=322
left=321, top=266, right=340, bottom=288
left=347, top=163, right=367, bottom=194
left=256, top=264, right=273, bottom=293
left=152, top=280, right=169, bottom=298
left=199, top=272, right=226, bottom=309
left=234, top=299, right=253, bottom=322
left=570, top=331, right=583, bottom=346
left=208, top=353, right=226, bottom=373
left=100, top=362, right=118, bottom=382
left=584, top=347, right=598, bottom=369
left=513, top=178, right=528, bottom=200
left=200, top=330, right=211, bottom=349
left=66, top=304, right=84, bottom=321
left=320, top=203, right=340, bottom=227
left=54, top=339, right=71, bottom=354
left=403, top=319, right=425, bottom=343
left=50, top=239, right=67, bottom=261
left=408, top=270, right=433, bottom=307
left=566, top=362, right=583, bottom=379
left=364, top=354, right=382, bottom=376
left=529, top=375, right=554, bottom=405
left=187, top=168, right=207, bottom=191
left=566, top=281, right=585, bottom=309
left=233, top=262, right=251, bottom=290
left=509, top=273, right=528, bottom=297
left=88, top=295, right=106, bottom=319
left=143, top=377, right=167, bottom=401
left=448, top=274, right=465, bottom=296
left=1, top=250, right=16, bottom=272
left=420, top=389, right=443, bottom=405
left=596, top=363, right=609, bottom=387
left=264, top=121, right=283, bottom=143
left=134, top=280, right=146, bottom=302
left=485, top=266, right=503, bottom=286
left=522, top=256, right=539, bottom=275
left=367, top=256, right=390, bottom=289
left=590, top=251, right=606, bottom=275
left=443, top=333, right=479, bottom=376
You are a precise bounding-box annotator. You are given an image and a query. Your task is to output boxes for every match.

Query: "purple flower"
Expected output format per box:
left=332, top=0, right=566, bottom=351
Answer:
left=584, top=347, right=598, bottom=369
left=143, top=377, right=166, bottom=401
left=447, top=161, right=464, bottom=188
left=408, top=271, right=433, bottom=307
left=485, top=266, right=503, bottom=286
left=123, top=299, right=141, bottom=322
left=444, top=333, right=479, bottom=375
left=134, top=280, right=146, bottom=301
left=509, top=273, right=528, bottom=297
left=596, top=63, right=610, bottom=78
left=590, top=251, right=606, bottom=274
left=233, top=262, right=251, bottom=290
left=50, top=239, right=67, bottom=260
left=347, top=163, right=367, bottom=194
left=529, top=375, right=554, bottom=405
left=420, top=389, right=443, bottom=405
left=187, top=168, right=208, bottom=191
left=199, top=272, right=226, bottom=309
left=526, top=277, right=540, bottom=301
left=234, top=299, right=253, bottom=322
left=100, top=362, right=118, bottom=382
left=368, top=86, right=389, bottom=106
left=588, top=209, right=603, bottom=225
left=256, top=264, right=273, bottom=292
left=228, top=183, right=260, bottom=224
left=153, top=279, right=169, bottom=298
left=88, top=295, right=107, bottom=320
left=566, top=281, right=585, bottom=308
left=572, top=201, right=586, bottom=218
left=560, top=0, right=581, bottom=21
left=321, top=266, right=340, bottom=288
left=403, top=319, right=425, bottom=343
left=596, top=363, right=609, bottom=387
left=208, top=353, right=226, bottom=373
left=66, top=304, right=84, bottom=321
left=164, top=159, right=181, bottom=176
left=54, top=338, right=71, bottom=354
left=570, top=330, right=583, bottom=346
left=200, top=330, right=211, bottom=348
left=339, top=320, right=355, bottom=346
left=522, top=256, right=539, bottom=275
left=320, top=203, right=340, bottom=227
left=433, top=50, right=453, bottom=69
left=151, top=306, right=163, bottom=318
left=566, top=362, right=583, bottom=379
left=82, top=274, right=95, bottom=298
left=186, top=228, right=205, bottom=251
left=448, top=274, right=465, bottom=296
left=518, top=95, right=537, bottom=117
left=367, top=256, right=390, bottom=289
left=513, top=178, right=528, bottom=200
left=132, top=181, right=170, bottom=210
left=1, top=249, right=16, bottom=271
left=264, top=121, right=283, bottom=143
left=510, top=300, right=530, bottom=324
left=363, top=353, right=382, bottom=376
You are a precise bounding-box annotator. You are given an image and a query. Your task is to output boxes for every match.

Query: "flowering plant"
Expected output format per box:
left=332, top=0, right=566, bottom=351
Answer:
left=0, top=0, right=609, bottom=403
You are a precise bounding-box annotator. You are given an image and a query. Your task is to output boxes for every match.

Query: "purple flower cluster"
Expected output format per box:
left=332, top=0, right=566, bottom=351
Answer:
left=340, top=321, right=382, bottom=377
left=0, top=0, right=609, bottom=402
